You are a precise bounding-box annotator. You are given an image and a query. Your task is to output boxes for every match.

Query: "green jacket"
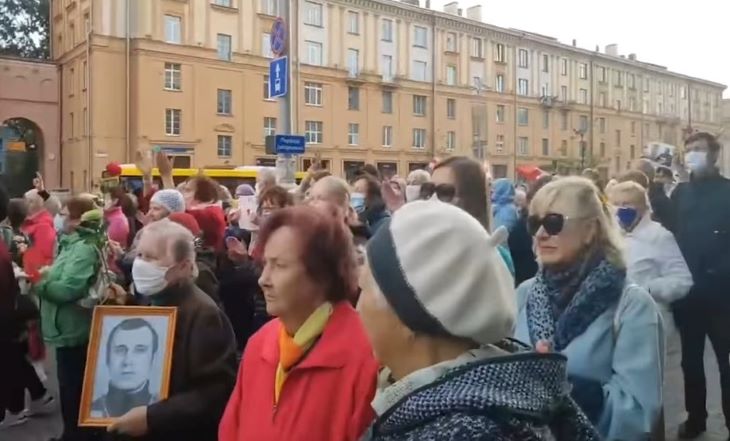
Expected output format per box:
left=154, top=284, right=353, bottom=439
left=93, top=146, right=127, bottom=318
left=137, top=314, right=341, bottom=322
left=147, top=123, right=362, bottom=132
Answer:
left=37, top=218, right=104, bottom=347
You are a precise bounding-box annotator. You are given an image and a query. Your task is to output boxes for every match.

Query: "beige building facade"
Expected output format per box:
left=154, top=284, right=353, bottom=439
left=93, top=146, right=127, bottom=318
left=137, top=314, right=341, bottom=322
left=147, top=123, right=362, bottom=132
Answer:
left=52, top=0, right=725, bottom=190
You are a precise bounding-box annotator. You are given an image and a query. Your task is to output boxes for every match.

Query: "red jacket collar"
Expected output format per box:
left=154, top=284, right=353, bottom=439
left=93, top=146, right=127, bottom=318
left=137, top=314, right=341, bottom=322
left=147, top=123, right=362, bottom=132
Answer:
left=23, top=210, right=53, bottom=231
left=260, top=301, right=363, bottom=370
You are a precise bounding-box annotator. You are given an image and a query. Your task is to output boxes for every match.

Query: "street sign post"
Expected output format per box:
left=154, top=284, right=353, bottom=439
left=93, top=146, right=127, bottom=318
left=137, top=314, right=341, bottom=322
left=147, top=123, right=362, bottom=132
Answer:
left=275, top=135, right=306, bottom=155
left=268, top=56, right=288, bottom=98
left=270, top=17, right=287, bottom=57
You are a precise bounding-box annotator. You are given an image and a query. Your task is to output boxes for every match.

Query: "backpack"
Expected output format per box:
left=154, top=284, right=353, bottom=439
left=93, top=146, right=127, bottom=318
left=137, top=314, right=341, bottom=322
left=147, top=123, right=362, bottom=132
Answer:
left=77, top=242, right=116, bottom=309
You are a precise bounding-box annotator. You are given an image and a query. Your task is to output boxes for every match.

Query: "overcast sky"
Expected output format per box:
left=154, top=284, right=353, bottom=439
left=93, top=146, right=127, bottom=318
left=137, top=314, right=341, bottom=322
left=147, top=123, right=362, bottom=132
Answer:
left=429, top=0, right=728, bottom=97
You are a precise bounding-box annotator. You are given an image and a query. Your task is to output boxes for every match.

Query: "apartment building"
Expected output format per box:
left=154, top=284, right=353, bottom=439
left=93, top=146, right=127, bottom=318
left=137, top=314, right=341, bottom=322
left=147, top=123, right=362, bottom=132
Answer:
left=52, top=0, right=725, bottom=189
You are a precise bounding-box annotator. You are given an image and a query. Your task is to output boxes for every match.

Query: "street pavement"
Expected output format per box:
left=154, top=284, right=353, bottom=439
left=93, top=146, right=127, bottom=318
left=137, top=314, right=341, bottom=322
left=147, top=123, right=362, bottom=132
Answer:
left=2, top=338, right=727, bottom=441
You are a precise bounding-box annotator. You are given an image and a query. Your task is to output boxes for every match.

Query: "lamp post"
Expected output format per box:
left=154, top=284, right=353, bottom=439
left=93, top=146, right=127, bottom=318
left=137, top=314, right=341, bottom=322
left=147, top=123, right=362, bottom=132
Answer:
left=574, top=128, right=587, bottom=171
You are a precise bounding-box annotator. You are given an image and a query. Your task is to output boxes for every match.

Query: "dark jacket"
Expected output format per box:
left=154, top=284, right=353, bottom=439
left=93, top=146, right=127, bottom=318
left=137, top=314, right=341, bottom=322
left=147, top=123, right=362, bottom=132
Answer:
left=194, top=247, right=220, bottom=305
left=509, top=213, right=537, bottom=286
left=362, top=342, right=600, bottom=441
left=671, top=173, right=730, bottom=304
left=648, top=182, right=674, bottom=231
left=138, top=282, right=237, bottom=441
left=0, top=241, right=19, bottom=343
left=217, top=259, right=261, bottom=353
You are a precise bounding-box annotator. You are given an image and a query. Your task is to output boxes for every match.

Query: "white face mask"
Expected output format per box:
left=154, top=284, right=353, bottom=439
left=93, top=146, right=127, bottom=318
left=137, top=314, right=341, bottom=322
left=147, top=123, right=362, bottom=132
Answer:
left=685, top=151, right=708, bottom=173
left=405, top=185, right=421, bottom=202
left=132, top=258, right=170, bottom=297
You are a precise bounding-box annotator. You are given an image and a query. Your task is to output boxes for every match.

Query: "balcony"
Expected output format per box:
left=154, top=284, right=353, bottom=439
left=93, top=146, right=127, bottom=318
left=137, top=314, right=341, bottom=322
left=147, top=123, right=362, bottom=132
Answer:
left=380, top=75, right=402, bottom=89
left=559, top=100, right=576, bottom=110
left=540, top=95, right=559, bottom=108
left=345, top=70, right=366, bottom=85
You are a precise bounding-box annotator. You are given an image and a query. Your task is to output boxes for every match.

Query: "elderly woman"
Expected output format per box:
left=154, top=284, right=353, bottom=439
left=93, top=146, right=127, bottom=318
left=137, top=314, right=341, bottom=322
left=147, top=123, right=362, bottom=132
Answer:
left=218, top=206, right=378, bottom=441
left=148, top=189, right=186, bottom=222
left=405, top=169, right=431, bottom=202
left=359, top=200, right=599, bottom=440
left=514, top=177, right=664, bottom=440
left=182, top=176, right=226, bottom=251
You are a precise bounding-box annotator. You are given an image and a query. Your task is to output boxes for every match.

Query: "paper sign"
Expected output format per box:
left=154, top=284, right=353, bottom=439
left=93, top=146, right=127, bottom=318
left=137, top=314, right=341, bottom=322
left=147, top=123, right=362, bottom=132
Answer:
left=238, top=196, right=258, bottom=231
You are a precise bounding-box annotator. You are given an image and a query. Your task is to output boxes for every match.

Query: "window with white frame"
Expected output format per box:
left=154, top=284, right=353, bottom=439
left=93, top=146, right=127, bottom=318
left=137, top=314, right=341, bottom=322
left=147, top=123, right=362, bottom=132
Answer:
left=579, top=63, right=587, bottom=79
left=305, top=40, right=323, bottom=65
left=260, top=0, right=278, bottom=15
left=447, top=98, right=456, bottom=119
left=560, top=85, right=568, bottom=101
left=382, top=91, right=393, bottom=113
left=518, top=49, right=528, bottom=68
left=560, top=111, right=568, bottom=130
left=382, top=126, right=393, bottom=147
left=164, top=63, right=181, bottom=90
left=164, top=15, right=181, bottom=44
left=579, top=88, right=588, bottom=104
left=381, top=55, right=393, bottom=81
left=413, top=95, right=427, bottom=116
left=446, top=65, right=457, bottom=86
left=599, top=117, right=606, bottom=133
left=413, top=26, right=428, bottom=48
left=599, top=66, right=607, bottom=83
left=517, top=107, right=528, bottom=126
left=348, top=87, right=359, bottom=110
left=214, top=0, right=232, bottom=7
left=615, top=70, right=623, bottom=86
left=263, top=75, right=273, bottom=100
left=412, top=128, right=426, bottom=149
left=305, top=120, right=323, bottom=144
left=381, top=19, right=393, bottom=42
left=542, top=111, right=549, bottom=129
left=446, top=32, right=457, bottom=52
left=518, top=79, right=529, bottom=96
left=471, top=38, right=483, bottom=58
left=347, top=49, right=359, bottom=76
left=579, top=115, right=588, bottom=131
left=496, top=105, right=505, bottom=123
left=304, top=82, right=323, bottom=105
left=217, top=34, right=232, bottom=60
left=304, top=1, right=323, bottom=26
left=518, top=137, right=529, bottom=156
left=347, top=11, right=359, bottom=34
left=542, top=54, right=549, bottom=72
left=261, top=33, right=273, bottom=58
left=629, top=73, right=636, bottom=89
left=599, top=92, right=606, bottom=107
left=165, top=109, right=181, bottom=135
left=412, top=60, right=427, bottom=81
left=217, top=135, right=232, bottom=157
left=347, top=123, right=359, bottom=145
left=561, top=59, right=568, bottom=76
left=263, top=117, right=277, bottom=138
left=496, top=134, right=504, bottom=152
left=495, top=43, right=505, bottom=63
left=217, top=89, right=232, bottom=115
left=495, top=74, right=504, bottom=93
left=446, top=131, right=456, bottom=151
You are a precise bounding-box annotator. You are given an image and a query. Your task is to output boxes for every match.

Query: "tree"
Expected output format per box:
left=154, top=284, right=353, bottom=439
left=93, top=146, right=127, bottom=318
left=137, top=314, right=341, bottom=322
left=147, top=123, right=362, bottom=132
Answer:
left=0, top=0, right=50, bottom=59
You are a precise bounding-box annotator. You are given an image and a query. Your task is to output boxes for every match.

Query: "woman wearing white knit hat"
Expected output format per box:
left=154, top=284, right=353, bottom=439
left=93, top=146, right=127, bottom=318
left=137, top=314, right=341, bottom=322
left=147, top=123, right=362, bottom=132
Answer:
left=358, top=199, right=600, bottom=441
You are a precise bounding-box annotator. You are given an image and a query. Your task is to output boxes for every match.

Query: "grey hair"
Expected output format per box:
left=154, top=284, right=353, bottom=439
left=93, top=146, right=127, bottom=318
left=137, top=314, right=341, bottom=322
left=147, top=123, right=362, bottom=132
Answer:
left=141, top=219, right=199, bottom=278
left=407, top=169, right=431, bottom=185
left=258, top=168, right=277, bottom=186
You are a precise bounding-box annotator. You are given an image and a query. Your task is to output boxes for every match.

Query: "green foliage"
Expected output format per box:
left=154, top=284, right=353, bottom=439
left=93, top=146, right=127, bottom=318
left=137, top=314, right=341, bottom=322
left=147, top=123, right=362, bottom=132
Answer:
left=0, top=0, right=50, bottom=59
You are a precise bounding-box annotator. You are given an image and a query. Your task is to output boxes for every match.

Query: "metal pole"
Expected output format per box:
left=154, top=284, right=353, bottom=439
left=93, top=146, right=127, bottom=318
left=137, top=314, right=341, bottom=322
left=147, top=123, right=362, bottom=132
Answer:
left=276, top=0, right=294, bottom=185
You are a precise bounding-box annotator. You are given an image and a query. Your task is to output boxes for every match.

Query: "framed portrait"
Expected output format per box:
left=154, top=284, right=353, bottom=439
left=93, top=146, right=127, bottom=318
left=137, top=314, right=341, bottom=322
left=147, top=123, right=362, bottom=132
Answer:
left=79, top=306, right=177, bottom=427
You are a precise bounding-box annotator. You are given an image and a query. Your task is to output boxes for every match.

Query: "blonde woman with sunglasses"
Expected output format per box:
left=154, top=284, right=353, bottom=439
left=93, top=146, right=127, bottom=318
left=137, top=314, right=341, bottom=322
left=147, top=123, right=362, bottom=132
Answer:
left=514, top=177, right=664, bottom=441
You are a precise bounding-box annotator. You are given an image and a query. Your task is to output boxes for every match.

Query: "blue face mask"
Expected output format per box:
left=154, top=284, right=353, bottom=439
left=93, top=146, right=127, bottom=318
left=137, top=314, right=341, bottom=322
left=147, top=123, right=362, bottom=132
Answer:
left=53, top=214, right=66, bottom=233
left=616, top=207, right=639, bottom=231
left=350, top=192, right=366, bottom=214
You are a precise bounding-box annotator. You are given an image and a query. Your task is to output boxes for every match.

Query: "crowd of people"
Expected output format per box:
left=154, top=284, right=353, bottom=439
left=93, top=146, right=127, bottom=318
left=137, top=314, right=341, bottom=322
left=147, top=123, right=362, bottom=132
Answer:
left=0, top=131, right=728, bottom=441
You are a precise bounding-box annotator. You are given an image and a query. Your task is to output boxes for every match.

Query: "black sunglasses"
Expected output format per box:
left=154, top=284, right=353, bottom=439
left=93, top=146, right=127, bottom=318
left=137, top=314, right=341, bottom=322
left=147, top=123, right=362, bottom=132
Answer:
left=527, top=213, right=567, bottom=236
left=419, top=183, right=457, bottom=203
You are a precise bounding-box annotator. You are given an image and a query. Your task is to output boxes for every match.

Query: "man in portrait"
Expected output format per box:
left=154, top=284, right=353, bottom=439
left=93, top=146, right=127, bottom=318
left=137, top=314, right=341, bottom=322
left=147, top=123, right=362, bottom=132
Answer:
left=91, top=318, right=160, bottom=418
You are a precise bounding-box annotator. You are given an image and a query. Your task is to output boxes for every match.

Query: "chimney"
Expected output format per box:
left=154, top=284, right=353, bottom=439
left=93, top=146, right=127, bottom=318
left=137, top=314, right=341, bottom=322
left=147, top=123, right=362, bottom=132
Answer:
left=595, top=45, right=599, bottom=52
left=466, top=5, right=482, bottom=21
left=628, top=53, right=637, bottom=61
left=457, top=8, right=463, bottom=16
left=572, top=39, right=577, bottom=47
left=443, top=1, right=459, bottom=14
left=425, top=0, right=430, bottom=8
left=605, top=44, right=618, bottom=56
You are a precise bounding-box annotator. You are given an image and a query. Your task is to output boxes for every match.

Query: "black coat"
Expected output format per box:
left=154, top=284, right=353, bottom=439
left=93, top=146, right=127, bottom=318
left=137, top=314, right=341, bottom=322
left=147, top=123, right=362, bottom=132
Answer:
left=217, top=260, right=263, bottom=352
left=509, top=213, right=538, bottom=286
left=648, top=182, right=674, bottom=231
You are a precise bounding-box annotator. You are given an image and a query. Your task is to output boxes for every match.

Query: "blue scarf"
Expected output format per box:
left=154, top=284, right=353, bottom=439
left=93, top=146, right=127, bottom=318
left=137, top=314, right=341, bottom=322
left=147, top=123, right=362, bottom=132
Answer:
left=526, top=256, right=625, bottom=351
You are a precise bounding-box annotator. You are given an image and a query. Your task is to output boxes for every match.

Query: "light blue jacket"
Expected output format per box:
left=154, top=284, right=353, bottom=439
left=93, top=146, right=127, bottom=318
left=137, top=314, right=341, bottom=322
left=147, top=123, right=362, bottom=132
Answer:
left=514, top=280, right=664, bottom=441
left=491, top=179, right=519, bottom=233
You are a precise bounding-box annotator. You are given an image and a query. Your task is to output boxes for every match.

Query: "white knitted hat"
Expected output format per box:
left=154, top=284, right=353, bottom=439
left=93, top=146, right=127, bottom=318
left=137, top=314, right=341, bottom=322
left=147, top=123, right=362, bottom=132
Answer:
left=150, top=189, right=185, bottom=214
left=366, top=200, right=516, bottom=345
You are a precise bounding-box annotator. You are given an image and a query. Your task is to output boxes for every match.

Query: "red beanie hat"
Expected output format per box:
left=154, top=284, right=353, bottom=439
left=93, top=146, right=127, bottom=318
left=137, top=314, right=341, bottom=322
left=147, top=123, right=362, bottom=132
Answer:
left=168, top=212, right=202, bottom=237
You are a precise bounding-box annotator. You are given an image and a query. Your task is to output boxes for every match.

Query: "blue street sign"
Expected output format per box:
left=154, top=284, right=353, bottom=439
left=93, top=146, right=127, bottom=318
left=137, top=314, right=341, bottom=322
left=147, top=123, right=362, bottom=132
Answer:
left=268, top=56, right=288, bottom=98
left=275, top=134, right=306, bottom=155
left=270, top=18, right=287, bottom=57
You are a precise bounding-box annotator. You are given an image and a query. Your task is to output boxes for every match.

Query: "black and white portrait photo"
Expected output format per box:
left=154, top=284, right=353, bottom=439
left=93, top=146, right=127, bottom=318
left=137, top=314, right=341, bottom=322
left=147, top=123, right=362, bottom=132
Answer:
left=80, top=306, right=177, bottom=426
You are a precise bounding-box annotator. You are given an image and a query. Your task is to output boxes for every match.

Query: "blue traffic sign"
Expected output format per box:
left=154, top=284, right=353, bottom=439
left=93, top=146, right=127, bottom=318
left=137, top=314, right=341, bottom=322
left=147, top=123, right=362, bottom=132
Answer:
left=275, top=135, right=306, bottom=155
left=270, top=18, right=287, bottom=57
left=268, top=56, right=288, bottom=98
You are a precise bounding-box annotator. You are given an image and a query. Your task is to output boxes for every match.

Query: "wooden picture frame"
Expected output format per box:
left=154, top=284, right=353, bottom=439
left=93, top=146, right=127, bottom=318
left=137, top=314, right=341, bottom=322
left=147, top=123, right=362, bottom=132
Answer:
left=79, top=306, right=177, bottom=427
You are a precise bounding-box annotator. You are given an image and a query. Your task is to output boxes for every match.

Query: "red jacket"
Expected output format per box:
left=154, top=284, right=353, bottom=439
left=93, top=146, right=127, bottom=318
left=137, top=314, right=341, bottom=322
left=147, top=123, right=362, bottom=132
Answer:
left=188, top=205, right=226, bottom=251
left=218, top=301, right=378, bottom=441
left=21, top=210, right=56, bottom=278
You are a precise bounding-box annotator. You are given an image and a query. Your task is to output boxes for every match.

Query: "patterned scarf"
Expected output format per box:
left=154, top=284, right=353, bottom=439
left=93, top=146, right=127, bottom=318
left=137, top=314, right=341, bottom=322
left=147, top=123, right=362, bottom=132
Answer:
left=275, top=302, right=333, bottom=403
left=526, top=256, right=625, bottom=351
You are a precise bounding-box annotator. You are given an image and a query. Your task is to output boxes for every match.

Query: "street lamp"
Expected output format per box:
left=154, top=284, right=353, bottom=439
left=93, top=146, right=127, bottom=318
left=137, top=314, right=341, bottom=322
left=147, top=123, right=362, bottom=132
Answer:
left=573, top=128, right=587, bottom=171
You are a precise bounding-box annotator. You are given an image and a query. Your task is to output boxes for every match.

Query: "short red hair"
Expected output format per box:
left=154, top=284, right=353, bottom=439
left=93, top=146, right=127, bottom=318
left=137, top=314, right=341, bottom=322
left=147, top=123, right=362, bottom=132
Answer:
left=257, top=205, right=357, bottom=302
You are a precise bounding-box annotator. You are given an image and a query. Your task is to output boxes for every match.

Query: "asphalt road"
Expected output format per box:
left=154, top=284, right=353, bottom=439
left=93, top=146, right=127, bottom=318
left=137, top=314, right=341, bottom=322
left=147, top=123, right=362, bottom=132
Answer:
left=2, top=338, right=727, bottom=441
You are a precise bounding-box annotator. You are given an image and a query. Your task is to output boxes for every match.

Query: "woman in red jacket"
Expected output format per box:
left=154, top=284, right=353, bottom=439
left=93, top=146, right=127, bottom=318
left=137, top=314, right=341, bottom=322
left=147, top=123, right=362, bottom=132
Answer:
left=182, top=176, right=226, bottom=251
left=219, top=205, right=378, bottom=441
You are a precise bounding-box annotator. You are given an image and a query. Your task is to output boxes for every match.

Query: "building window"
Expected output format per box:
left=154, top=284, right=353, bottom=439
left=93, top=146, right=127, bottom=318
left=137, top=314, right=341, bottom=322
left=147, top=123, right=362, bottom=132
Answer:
left=347, top=11, right=359, bottom=34
left=447, top=98, right=456, bottom=119
left=412, top=60, right=427, bottom=81
left=615, top=70, right=623, bottom=86
left=518, top=79, right=529, bottom=96
left=599, top=117, right=606, bottom=134
left=305, top=120, right=323, bottom=144
left=305, top=40, right=323, bottom=65
left=495, top=134, right=505, bottom=153
left=599, top=142, right=606, bottom=157
left=496, top=105, right=505, bottom=123
left=518, top=137, right=529, bottom=156
left=560, top=111, right=568, bottom=130
left=681, top=86, right=687, bottom=99
left=347, top=123, right=359, bottom=145
left=347, top=48, right=359, bottom=76
left=615, top=129, right=621, bottom=147
left=304, top=82, right=323, bottom=105
left=471, top=38, right=483, bottom=58
left=541, top=138, right=549, bottom=156
left=214, top=0, right=232, bottom=6
left=579, top=115, right=588, bottom=131
left=382, top=91, right=393, bottom=114
left=261, top=33, right=273, bottom=58
left=413, top=26, right=428, bottom=48
left=579, top=63, right=587, bottom=79
left=263, top=75, right=272, bottom=100
left=165, top=109, right=181, bottom=135
left=446, top=32, right=457, bottom=52
left=518, top=49, right=528, bottom=68
left=542, top=111, right=549, bottom=129
left=446, top=65, right=457, bottom=86
left=348, top=87, right=359, bottom=110
left=495, top=43, right=505, bottom=63
left=579, top=88, right=588, bottom=104
left=560, top=140, right=568, bottom=156
left=413, top=95, right=427, bottom=116
left=561, top=58, right=568, bottom=76
left=69, top=112, right=74, bottom=138
left=260, top=0, right=278, bottom=16
left=164, top=15, right=181, bottom=44
left=630, top=144, right=636, bottom=159
left=412, top=128, right=426, bottom=149
left=599, top=92, right=606, bottom=107
left=517, top=107, right=529, bottom=126
left=381, top=19, right=393, bottom=42
left=263, top=117, right=277, bottom=138
left=631, top=121, right=636, bottom=136
left=629, top=73, right=636, bottom=89
left=542, top=54, right=549, bottom=72
left=304, top=1, right=323, bottom=26
left=381, top=54, right=394, bottom=81
left=599, top=66, right=606, bottom=83
left=446, top=131, right=456, bottom=151
left=616, top=99, right=622, bottom=111
left=382, top=126, right=393, bottom=147
left=217, top=34, right=232, bottom=60
left=561, top=85, right=568, bottom=101
left=217, top=89, right=232, bottom=115
left=495, top=74, right=505, bottom=93
left=629, top=98, right=637, bottom=112
left=217, top=135, right=232, bottom=157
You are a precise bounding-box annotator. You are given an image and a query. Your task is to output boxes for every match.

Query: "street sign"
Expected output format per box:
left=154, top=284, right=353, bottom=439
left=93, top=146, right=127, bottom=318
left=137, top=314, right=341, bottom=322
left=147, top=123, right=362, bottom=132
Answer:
left=275, top=134, right=306, bottom=155
left=270, top=18, right=287, bottom=57
left=268, top=56, right=288, bottom=98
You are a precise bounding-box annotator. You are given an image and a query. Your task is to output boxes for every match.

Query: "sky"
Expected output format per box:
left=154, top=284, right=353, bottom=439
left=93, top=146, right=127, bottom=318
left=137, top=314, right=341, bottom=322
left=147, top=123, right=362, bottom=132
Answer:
left=429, top=0, right=729, bottom=97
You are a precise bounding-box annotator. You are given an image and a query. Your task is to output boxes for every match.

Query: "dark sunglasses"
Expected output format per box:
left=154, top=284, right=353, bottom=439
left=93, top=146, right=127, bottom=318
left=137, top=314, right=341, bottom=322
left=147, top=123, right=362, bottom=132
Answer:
left=419, top=183, right=456, bottom=203
left=527, top=213, right=568, bottom=236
